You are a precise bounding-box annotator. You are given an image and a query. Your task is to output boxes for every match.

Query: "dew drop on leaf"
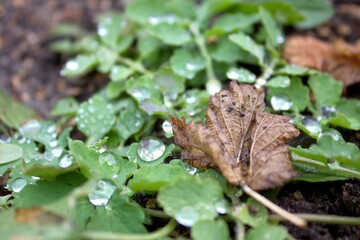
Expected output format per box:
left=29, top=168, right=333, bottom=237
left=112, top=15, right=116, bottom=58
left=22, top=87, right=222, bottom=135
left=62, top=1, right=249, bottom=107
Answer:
left=65, top=61, right=79, bottom=71
left=98, top=152, right=116, bottom=166
left=162, top=120, right=173, bottom=137
left=51, top=147, right=63, bottom=158
left=137, top=138, right=166, bottom=162
left=185, top=164, right=198, bottom=175
left=214, top=199, right=228, bottom=214
left=11, top=178, right=27, bottom=193
left=59, top=154, right=74, bottom=168
left=206, top=81, right=221, bottom=95
left=321, top=106, right=337, bottom=119
left=318, top=129, right=342, bottom=142
left=302, top=117, right=322, bottom=136
left=88, top=179, right=116, bottom=206
left=175, top=206, right=200, bottom=227
left=19, top=120, right=41, bottom=136
left=270, top=95, right=293, bottom=111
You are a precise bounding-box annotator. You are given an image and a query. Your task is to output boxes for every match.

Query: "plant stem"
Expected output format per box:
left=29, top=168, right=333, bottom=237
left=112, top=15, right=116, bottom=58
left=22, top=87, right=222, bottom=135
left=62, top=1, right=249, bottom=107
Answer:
left=241, top=184, right=307, bottom=228
left=189, top=22, right=221, bottom=94
left=81, top=219, right=177, bottom=240
left=270, top=214, right=360, bottom=225
left=236, top=220, right=245, bottom=240
left=118, top=56, right=153, bottom=78
left=145, top=208, right=170, bottom=219
left=255, top=59, right=278, bottom=88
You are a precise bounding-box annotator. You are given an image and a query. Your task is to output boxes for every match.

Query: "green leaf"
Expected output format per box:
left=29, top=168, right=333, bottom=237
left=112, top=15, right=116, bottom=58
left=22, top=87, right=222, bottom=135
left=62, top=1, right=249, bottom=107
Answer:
left=61, top=54, right=98, bottom=78
left=126, top=0, right=169, bottom=25
left=110, top=65, right=134, bottom=82
left=76, top=96, right=116, bottom=141
left=191, top=219, right=229, bottom=240
left=285, top=0, right=334, bottom=29
left=267, top=77, right=310, bottom=112
left=170, top=49, right=206, bottom=79
left=50, top=39, right=75, bottom=54
left=209, top=37, right=257, bottom=64
left=246, top=224, right=287, bottom=240
left=149, top=22, right=191, bottom=46
left=18, top=120, right=57, bottom=150
left=51, top=97, right=79, bottom=117
left=97, top=13, right=124, bottom=48
left=115, top=102, right=145, bottom=141
left=106, top=81, right=126, bottom=100
left=157, top=176, right=224, bottom=227
left=329, top=98, right=360, bottom=130
left=0, top=144, right=23, bottom=164
left=0, top=90, right=36, bottom=129
left=237, top=198, right=268, bottom=227
left=51, top=22, right=85, bottom=37
left=140, top=100, right=168, bottom=116
left=129, top=164, right=189, bottom=192
left=12, top=180, right=75, bottom=208
left=276, top=64, right=316, bottom=76
left=308, top=74, right=342, bottom=111
left=137, top=33, right=162, bottom=59
left=259, top=7, right=283, bottom=46
left=126, top=76, right=162, bottom=103
left=154, top=67, right=186, bottom=95
left=87, top=194, right=147, bottom=233
left=124, top=140, right=175, bottom=167
left=96, top=47, right=118, bottom=73
left=226, top=67, right=256, bottom=83
left=211, top=13, right=259, bottom=33
left=229, top=32, right=264, bottom=66
left=265, top=76, right=290, bottom=88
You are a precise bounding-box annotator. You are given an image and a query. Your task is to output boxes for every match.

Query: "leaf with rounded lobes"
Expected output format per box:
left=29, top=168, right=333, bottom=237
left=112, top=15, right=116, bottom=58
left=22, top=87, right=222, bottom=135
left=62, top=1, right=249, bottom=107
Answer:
left=171, top=82, right=299, bottom=190
left=229, top=33, right=264, bottom=66
left=170, top=49, right=206, bottom=79
left=259, top=7, right=283, bottom=47
left=0, top=144, right=23, bottom=164
left=246, top=224, right=287, bottom=240
left=191, top=219, right=229, bottom=240
left=149, top=22, right=191, bottom=46
left=211, top=13, right=259, bottom=33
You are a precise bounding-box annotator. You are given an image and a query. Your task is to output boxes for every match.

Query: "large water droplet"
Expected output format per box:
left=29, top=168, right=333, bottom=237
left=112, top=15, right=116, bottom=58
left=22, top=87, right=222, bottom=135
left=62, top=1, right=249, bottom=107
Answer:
left=302, top=117, right=322, bottom=136
left=185, top=164, right=198, bottom=175
left=206, top=81, right=221, bottom=95
left=12, top=178, right=27, bottom=192
left=99, top=152, right=116, bottom=166
left=215, top=199, right=228, bottom=214
left=137, top=138, right=165, bottom=162
left=19, top=120, right=41, bottom=136
left=318, top=129, right=342, bottom=142
left=271, top=95, right=293, bottom=111
left=59, top=154, right=74, bottom=168
left=175, top=206, right=200, bottom=227
left=65, top=61, right=79, bottom=71
left=88, top=179, right=116, bottom=206
left=162, top=120, right=173, bottom=138
left=51, top=147, right=63, bottom=158
left=226, top=68, right=256, bottom=83
left=97, top=26, right=108, bottom=37
left=321, top=106, right=337, bottom=119
left=49, top=140, right=58, bottom=147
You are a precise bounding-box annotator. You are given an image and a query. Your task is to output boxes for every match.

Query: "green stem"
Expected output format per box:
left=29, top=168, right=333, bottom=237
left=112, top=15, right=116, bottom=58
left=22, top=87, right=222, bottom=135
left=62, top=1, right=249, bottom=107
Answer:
left=270, top=214, right=360, bottom=225
left=255, top=59, right=278, bottom=88
left=118, top=56, right=153, bottom=78
left=145, top=208, right=170, bottom=219
left=236, top=220, right=245, bottom=240
left=81, top=219, right=177, bottom=240
left=189, top=22, right=221, bottom=94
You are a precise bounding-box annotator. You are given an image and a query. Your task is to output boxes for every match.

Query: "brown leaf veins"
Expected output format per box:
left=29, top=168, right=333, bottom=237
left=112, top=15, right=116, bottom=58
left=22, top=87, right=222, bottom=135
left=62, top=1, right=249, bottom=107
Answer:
left=170, top=81, right=300, bottom=190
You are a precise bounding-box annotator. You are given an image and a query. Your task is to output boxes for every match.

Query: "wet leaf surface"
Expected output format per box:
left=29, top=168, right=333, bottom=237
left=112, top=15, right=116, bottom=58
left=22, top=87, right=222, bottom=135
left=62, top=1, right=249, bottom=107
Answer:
left=171, top=82, right=299, bottom=190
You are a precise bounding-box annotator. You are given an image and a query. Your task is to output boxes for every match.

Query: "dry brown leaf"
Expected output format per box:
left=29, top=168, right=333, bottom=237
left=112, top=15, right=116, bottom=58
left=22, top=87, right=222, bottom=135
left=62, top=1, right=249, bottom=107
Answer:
left=284, top=36, right=360, bottom=91
left=170, top=82, right=299, bottom=191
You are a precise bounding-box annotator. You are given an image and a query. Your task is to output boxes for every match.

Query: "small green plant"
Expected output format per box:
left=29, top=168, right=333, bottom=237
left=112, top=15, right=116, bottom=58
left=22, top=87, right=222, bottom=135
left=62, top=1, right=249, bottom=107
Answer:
left=1, top=0, right=360, bottom=239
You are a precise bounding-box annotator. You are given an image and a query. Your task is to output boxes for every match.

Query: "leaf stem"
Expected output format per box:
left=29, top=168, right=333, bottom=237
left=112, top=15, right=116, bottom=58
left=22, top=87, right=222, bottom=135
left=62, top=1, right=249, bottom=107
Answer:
left=270, top=214, right=360, bottom=225
left=81, top=218, right=177, bottom=240
left=189, top=22, right=221, bottom=94
left=118, top=56, right=153, bottom=78
left=241, top=184, right=307, bottom=228
left=255, top=59, right=278, bottom=88
left=145, top=208, right=170, bottom=219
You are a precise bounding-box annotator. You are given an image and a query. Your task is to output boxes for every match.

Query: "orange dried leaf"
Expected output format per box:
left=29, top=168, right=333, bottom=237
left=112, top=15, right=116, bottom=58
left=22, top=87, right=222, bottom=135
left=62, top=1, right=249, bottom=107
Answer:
left=171, top=82, right=299, bottom=190
left=284, top=36, right=360, bottom=90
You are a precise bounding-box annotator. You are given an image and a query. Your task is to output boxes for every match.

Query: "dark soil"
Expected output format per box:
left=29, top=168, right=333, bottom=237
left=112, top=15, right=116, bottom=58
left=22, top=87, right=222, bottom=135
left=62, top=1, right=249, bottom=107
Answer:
left=1, top=1, right=360, bottom=239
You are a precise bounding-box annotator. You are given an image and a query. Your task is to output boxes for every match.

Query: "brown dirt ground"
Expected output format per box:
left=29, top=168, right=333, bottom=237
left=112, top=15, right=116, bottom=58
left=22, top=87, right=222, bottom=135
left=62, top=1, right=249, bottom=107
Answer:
left=1, top=0, right=360, bottom=239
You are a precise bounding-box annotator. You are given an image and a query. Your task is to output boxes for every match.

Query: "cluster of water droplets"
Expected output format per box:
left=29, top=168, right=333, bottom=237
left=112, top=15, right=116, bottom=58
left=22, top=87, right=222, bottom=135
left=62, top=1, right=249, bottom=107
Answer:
left=137, top=138, right=166, bottom=162
left=301, top=117, right=322, bottom=137
left=88, top=179, right=116, bottom=206
left=226, top=68, right=256, bottom=83
left=148, top=15, right=179, bottom=26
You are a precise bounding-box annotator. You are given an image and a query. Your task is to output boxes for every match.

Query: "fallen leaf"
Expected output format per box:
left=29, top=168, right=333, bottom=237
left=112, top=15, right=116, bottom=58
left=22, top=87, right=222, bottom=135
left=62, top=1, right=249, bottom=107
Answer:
left=170, top=82, right=299, bottom=190
left=283, top=36, right=360, bottom=91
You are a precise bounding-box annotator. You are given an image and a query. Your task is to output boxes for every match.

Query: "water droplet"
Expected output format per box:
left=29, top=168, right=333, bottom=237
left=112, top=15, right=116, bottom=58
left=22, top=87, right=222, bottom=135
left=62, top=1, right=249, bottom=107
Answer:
left=18, top=137, right=26, bottom=144
left=276, top=35, right=284, bottom=44
left=162, top=120, right=173, bottom=137
left=97, top=26, right=108, bottom=37
left=88, top=179, right=116, bottom=206
left=321, top=106, right=337, bottom=119
left=175, top=206, right=200, bottom=227
left=318, top=129, right=342, bottom=142
left=12, top=178, right=27, bottom=192
left=134, top=121, right=142, bottom=127
left=137, top=138, right=165, bottom=162
left=148, top=15, right=177, bottom=25
left=130, top=87, right=151, bottom=101
left=99, top=152, right=116, bottom=166
left=186, top=63, right=196, bottom=71
left=206, top=81, right=221, bottom=95
left=65, top=60, right=79, bottom=71
left=302, top=117, right=322, bottom=136
left=49, top=140, right=58, bottom=147
left=19, top=120, right=41, bottom=136
left=226, top=68, right=256, bottom=83
left=215, top=199, right=228, bottom=214
left=88, top=105, right=95, bottom=113
left=185, top=164, right=197, bottom=175
left=47, top=125, right=56, bottom=134
left=51, top=147, right=63, bottom=158
left=105, top=205, right=112, bottom=211
left=270, top=95, right=293, bottom=111
left=186, top=96, right=196, bottom=104
left=44, top=151, right=55, bottom=161
left=59, top=154, right=74, bottom=168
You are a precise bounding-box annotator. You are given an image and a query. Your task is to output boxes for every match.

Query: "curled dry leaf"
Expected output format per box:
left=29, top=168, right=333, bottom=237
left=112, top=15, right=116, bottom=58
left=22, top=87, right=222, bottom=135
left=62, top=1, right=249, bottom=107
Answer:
left=170, top=82, right=300, bottom=191
left=284, top=36, right=360, bottom=90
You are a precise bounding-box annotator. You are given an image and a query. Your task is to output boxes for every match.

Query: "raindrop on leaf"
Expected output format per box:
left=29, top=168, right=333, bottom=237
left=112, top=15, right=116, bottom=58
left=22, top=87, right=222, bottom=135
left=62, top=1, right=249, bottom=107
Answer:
left=137, top=138, right=166, bottom=162
left=88, top=179, right=116, bottom=206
